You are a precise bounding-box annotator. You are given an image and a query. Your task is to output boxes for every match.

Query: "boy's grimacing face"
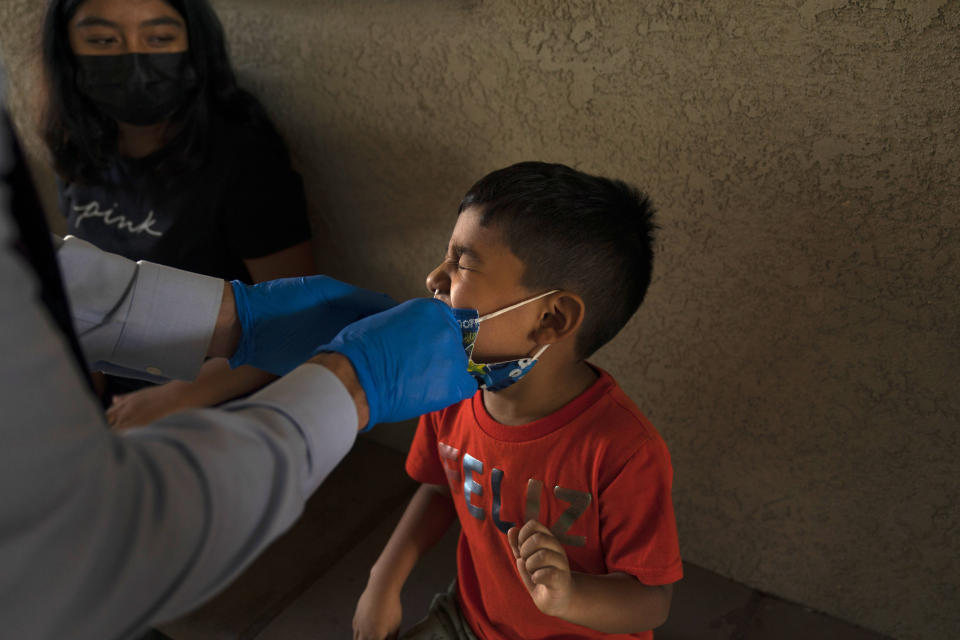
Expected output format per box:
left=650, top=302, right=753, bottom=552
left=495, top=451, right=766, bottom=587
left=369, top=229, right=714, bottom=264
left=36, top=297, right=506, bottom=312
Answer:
left=426, top=207, right=544, bottom=363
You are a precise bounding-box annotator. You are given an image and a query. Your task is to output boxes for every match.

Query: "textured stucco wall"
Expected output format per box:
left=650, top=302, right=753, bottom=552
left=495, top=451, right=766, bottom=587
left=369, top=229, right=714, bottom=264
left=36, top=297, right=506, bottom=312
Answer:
left=1, top=1, right=958, bottom=638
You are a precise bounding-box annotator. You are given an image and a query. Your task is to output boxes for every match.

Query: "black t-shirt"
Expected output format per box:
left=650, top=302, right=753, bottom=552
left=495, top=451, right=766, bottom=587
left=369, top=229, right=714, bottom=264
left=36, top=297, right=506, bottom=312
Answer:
left=60, top=117, right=311, bottom=283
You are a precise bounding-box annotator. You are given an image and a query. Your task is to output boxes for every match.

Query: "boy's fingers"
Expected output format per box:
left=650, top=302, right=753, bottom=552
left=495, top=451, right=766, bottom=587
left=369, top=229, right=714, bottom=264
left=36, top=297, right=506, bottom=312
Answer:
left=517, top=519, right=551, bottom=546
left=529, top=565, right=567, bottom=591
left=507, top=526, right=521, bottom=558
left=516, top=555, right=536, bottom=592
left=524, top=548, right=568, bottom=575
left=517, top=520, right=555, bottom=556
left=519, top=530, right=565, bottom=560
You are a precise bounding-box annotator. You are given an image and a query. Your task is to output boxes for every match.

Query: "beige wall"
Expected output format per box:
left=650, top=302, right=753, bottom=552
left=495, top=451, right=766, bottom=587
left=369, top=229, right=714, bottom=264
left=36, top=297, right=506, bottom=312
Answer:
left=2, top=1, right=958, bottom=638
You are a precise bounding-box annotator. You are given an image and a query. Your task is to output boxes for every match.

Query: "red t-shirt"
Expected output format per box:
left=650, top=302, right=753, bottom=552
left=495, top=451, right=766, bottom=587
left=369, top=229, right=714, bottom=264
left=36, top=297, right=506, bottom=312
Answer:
left=406, top=367, right=683, bottom=640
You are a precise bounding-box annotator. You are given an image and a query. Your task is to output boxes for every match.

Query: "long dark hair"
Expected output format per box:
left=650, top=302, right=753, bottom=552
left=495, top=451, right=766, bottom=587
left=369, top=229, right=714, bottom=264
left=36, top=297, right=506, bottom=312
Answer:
left=42, top=0, right=279, bottom=186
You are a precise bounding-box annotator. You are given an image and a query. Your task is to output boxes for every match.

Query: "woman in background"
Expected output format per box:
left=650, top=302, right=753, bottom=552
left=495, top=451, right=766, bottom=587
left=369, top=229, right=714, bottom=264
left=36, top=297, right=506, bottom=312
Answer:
left=42, top=0, right=316, bottom=427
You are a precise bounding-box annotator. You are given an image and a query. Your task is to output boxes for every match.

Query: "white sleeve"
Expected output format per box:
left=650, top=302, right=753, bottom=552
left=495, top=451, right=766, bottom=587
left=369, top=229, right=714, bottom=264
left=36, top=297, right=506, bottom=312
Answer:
left=57, top=234, right=224, bottom=381
left=1, top=196, right=358, bottom=639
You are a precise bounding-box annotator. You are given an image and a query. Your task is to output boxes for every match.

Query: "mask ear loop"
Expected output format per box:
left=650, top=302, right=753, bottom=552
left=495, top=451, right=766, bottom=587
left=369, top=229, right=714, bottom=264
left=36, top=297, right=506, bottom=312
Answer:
left=477, top=289, right=559, bottom=322
left=530, top=344, right=550, bottom=360
left=433, top=289, right=440, bottom=299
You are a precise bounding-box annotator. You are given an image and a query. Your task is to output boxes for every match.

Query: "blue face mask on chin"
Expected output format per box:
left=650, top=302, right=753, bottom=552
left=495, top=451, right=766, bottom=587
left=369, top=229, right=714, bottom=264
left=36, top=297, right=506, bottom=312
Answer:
left=447, top=290, right=557, bottom=392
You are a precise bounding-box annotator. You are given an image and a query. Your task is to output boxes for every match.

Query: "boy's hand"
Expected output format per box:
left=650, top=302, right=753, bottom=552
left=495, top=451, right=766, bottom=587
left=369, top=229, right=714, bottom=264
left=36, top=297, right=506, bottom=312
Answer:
left=353, top=584, right=402, bottom=640
left=508, top=520, right=575, bottom=618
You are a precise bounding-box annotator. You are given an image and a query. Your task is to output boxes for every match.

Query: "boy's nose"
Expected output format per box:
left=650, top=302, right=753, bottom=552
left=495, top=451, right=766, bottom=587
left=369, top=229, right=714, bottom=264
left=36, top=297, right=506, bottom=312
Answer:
left=425, top=263, right=449, bottom=296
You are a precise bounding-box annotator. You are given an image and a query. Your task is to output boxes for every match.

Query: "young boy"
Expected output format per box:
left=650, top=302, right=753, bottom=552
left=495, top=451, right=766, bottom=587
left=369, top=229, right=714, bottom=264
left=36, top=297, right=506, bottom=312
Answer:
left=353, top=162, right=682, bottom=639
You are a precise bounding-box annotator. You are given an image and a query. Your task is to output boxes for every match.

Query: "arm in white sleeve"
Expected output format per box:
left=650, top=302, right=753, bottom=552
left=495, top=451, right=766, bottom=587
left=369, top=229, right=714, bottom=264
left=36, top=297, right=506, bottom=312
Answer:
left=1, top=210, right=358, bottom=639
left=57, top=234, right=224, bottom=381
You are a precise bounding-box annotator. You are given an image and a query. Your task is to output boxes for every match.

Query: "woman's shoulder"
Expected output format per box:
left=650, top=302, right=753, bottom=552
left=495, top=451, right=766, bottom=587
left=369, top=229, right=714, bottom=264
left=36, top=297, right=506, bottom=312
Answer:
left=213, top=90, right=289, bottom=150
left=208, top=112, right=293, bottom=175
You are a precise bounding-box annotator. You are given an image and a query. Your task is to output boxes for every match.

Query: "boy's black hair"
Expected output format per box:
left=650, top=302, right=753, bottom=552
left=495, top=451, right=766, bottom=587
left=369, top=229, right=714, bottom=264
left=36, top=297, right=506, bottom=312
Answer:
left=460, top=161, right=656, bottom=358
left=42, top=0, right=285, bottom=189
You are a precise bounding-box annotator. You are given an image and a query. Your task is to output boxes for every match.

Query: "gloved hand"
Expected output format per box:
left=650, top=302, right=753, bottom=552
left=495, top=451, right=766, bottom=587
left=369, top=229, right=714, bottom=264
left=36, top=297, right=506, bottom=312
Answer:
left=229, top=276, right=395, bottom=375
left=319, top=298, right=478, bottom=429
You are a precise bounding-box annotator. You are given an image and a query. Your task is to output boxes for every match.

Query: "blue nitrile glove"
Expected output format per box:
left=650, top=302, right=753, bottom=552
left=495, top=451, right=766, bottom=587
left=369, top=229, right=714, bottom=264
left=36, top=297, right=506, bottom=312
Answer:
left=229, top=276, right=396, bottom=375
left=319, top=298, right=479, bottom=430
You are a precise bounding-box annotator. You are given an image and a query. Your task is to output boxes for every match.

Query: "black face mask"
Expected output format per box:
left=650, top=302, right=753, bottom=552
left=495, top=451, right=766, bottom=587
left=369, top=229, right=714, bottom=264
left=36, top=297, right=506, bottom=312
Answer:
left=76, top=52, right=198, bottom=127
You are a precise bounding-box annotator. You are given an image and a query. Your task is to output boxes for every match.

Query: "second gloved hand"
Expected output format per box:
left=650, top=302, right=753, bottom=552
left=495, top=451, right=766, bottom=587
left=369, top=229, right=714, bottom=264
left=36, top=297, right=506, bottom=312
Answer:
left=229, top=276, right=395, bottom=375
left=319, top=298, right=478, bottom=429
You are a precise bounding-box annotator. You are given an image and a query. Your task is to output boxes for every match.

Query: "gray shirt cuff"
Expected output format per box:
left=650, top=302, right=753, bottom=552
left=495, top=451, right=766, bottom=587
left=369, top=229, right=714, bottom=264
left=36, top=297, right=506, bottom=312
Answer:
left=59, top=235, right=224, bottom=380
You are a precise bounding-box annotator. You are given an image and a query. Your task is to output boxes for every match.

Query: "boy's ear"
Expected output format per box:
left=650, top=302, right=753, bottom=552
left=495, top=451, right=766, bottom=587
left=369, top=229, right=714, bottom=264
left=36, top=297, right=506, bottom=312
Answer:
left=533, top=291, right=585, bottom=345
